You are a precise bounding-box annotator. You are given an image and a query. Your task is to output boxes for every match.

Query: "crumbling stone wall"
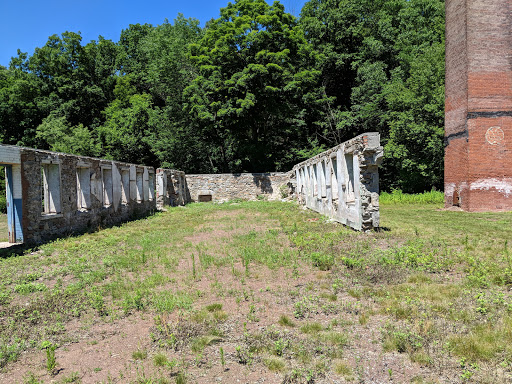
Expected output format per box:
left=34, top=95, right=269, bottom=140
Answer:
left=185, top=173, right=291, bottom=203
left=19, top=148, right=158, bottom=244
left=292, top=133, right=383, bottom=231
left=156, top=169, right=188, bottom=209
left=0, top=144, right=188, bottom=245
left=445, top=0, right=512, bottom=211
left=1, top=132, right=382, bottom=244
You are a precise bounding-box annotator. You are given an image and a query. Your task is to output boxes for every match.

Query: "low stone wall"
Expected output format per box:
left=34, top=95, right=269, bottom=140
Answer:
left=0, top=144, right=185, bottom=245
left=0, top=131, right=382, bottom=244
left=292, top=133, right=383, bottom=231
left=185, top=173, right=291, bottom=203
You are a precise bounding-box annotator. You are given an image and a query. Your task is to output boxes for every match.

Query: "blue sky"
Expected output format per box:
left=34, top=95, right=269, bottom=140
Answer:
left=0, top=0, right=307, bottom=68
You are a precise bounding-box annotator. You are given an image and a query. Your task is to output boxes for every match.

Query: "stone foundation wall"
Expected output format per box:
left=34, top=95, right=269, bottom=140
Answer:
left=19, top=148, right=159, bottom=244
left=0, top=144, right=187, bottom=245
left=185, top=173, right=291, bottom=203
left=0, top=131, right=382, bottom=244
left=292, top=133, right=383, bottom=231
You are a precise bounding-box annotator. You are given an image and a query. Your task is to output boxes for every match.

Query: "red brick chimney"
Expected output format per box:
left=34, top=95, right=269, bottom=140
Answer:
left=445, top=0, right=512, bottom=211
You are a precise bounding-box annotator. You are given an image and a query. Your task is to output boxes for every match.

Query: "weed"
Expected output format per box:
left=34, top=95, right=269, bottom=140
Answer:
left=153, top=352, right=169, bottom=367
left=132, top=349, right=148, bottom=360
left=61, top=371, right=81, bottom=383
left=358, top=312, right=369, bottom=325
left=334, top=361, right=352, bottom=376
left=294, top=296, right=317, bottom=319
left=273, top=338, right=289, bottom=356
left=235, top=345, right=252, bottom=365
left=300, top=322, right=323, bottom=334
left=278, top=314, right=295, bottom=327
left=310, top=252, right=335, bottom=271
left=43, top=341, right=57, bottom=373
left=190, top=335, right=221, bottom=353
left=152, top=291, right=192, bottom=313
left=205, top=303, right=222, bottom=312
left=14, top=282, right=47, bottom=294
left=175, top=372, right=187, bottom=384
left=220, top=347, right=225, bottom=369
left=263, top=356, right=286, bottom=372
left=23, top=372, right=43, bottom=384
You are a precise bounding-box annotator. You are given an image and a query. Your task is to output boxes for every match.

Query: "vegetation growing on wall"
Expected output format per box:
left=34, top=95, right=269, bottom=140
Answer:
left=0, top=0, right=445, bottom=192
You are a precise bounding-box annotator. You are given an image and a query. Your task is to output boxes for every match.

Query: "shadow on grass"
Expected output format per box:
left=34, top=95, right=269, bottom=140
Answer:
left=0, top=209, right=156, bottom=259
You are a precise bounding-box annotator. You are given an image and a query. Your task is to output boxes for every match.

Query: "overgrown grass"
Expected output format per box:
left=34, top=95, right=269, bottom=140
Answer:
left=0, top=198, right=512, bottom=382
left=380, top=189, right=444, bottom=205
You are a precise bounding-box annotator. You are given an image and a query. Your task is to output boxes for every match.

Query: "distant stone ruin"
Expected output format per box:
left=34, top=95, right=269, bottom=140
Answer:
left=185, top=173, right=291, bottom=203
left=293, top=133, right=383, bottom=231
left=0, top=132, right=383, bottom=245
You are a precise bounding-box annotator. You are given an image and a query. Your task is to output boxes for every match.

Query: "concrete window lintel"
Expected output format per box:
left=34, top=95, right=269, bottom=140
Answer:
left=40, top=213, right=63, bottom=220
left=41, top=158, right=61, bottom=165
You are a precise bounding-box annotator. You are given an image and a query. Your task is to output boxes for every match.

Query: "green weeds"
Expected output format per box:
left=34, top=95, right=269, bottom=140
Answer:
left=0, top=200, right=511, bottom=381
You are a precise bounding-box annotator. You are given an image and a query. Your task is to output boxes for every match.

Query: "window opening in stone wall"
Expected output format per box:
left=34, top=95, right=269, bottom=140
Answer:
left=136, top=170, right=143, bottom=202
left=312, top=164, right=318, bottom=196
left=42, top=164, right=61, bottom=214
left=345, top=153, right=355, bottom=202
left=148, top=172, right=155, bottom=201
left=321, top=160, right=327, bottom=198
left=121, top=169, right=130, bottom=204
left=76, top=167, right=91, bottom=210
left=331, top=156, right=339, bottom=200
left=302, top=168, right=311, bottom=194
left=198, top=194, right=213, bottom=202
left=102, top=168, right=113, bottom=207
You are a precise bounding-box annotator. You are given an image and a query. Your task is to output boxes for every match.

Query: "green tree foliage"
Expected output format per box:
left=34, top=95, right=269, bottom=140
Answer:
left=0, top=1, right=446, bottom=192
left=300, top=0, right=445, bottom=192
left=98, top=76, right=159, bottom=165
left=184, top=0, right=322, bottom=172
left=36, top=114, right=100, bottom=156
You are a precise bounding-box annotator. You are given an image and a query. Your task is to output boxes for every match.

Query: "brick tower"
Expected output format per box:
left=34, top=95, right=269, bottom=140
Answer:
left=445, top=0, right=512, bottom=211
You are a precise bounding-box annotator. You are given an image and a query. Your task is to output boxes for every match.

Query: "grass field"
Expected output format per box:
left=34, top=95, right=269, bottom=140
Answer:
left=0, top=199, right=511, bottom=383
left=0, top=214, right=8, bottom=243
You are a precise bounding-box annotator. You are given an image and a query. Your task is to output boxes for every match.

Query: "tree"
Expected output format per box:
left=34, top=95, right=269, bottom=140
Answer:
left=97, top=76, right=159, bottom=166
left=35, top=114, right=100, bottom=156
left=184, top=0, right=322, bottom=173
left=300, top=0, right=445, bottom=191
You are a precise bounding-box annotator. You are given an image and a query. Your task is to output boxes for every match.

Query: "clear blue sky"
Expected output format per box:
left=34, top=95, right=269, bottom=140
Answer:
left=0, top=0, right=307, bottom=68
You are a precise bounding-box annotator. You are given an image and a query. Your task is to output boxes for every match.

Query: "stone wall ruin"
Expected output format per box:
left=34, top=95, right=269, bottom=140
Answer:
left=0, top=144, right=187, bottom=245
left=0, top=132, right=383, bottom=245
left=185, top=173, right=291, bottom=203
left=292, top=133, right=383, bottom=231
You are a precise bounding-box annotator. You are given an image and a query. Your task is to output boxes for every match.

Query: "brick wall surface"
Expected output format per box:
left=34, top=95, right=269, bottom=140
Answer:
left=445, top=0, right=512, bottom=211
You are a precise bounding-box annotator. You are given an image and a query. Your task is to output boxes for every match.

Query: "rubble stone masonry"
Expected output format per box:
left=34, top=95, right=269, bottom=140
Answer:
left=185, top=173, right=291, bottom=203
left=0, top=132, right=382, bottom=245
left=0, top=145, right=186, bottom=245
left=292, top=133, right=383, bottom=231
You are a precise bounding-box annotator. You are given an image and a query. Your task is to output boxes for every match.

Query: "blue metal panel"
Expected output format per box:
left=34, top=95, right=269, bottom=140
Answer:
left=13, top=198, right=23, bottom=242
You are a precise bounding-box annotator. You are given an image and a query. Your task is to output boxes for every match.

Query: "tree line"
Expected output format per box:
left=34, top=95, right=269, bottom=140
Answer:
left=0, top=0, right=445, bottom=192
